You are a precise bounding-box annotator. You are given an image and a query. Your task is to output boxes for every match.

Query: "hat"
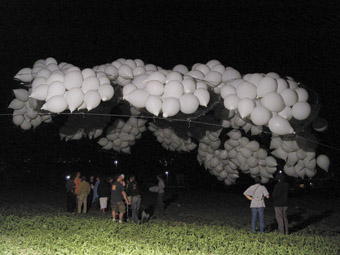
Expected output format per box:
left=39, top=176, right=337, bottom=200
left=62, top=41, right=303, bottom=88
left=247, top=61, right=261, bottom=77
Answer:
left=120, top=174, right=125, bottom=180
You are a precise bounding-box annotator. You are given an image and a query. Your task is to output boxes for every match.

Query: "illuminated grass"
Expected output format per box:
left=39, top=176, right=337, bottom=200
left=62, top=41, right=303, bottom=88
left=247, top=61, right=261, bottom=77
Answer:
left=0, top=211, right=339, bottom=255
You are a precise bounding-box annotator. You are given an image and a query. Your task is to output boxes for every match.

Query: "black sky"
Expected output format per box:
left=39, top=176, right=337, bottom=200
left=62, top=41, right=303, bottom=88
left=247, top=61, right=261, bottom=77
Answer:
left=1, top=0, right=339, bottom=183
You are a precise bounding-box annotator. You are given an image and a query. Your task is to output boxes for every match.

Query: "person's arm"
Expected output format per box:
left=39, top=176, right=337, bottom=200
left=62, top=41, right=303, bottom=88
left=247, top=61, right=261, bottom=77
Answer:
left=122, top=191, right=130, bottom=205
left=244, top=194, right=253, bottom=201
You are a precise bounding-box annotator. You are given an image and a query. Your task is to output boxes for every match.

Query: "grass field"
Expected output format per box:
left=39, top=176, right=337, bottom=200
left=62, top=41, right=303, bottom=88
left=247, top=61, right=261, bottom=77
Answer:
left=0, top=186, right=339, bottom=254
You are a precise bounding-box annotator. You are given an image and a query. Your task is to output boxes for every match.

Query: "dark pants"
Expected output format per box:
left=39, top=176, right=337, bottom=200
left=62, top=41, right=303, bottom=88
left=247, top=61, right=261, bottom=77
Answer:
left=155, top=192, right=164, bottom=216
left=275, top=206, right=288, bottom=234
left=66, top=192, right=75, bottom=212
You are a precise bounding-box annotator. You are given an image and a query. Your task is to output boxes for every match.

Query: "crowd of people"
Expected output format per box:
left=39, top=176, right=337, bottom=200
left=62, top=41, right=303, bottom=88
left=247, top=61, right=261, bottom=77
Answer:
left=65, top=171, right=165, bottom=224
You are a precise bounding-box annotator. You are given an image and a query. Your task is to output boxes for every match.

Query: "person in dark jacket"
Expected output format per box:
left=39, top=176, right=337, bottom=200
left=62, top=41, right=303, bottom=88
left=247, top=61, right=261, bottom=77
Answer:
left=65, top=174, right=75, bottom=213
left=97, top=176, right=110, bottom=213
left=272, top=174, right=289, bottom=234
left=126, top=175, right=141, bottom=224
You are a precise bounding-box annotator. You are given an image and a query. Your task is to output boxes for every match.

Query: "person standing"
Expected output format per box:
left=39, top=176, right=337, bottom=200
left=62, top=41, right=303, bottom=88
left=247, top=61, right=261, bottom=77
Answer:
left=126, top=175, right=141, bottom=224
left=92, top=176, right=100, bottom=206
left=74, top=171, right=81, bottom=209
left=149, top=174, right=165, bottom=217
left=77, top=176, right=91, bottom=214
left=97, top=176, right=110, bottom=213
left=272, top=174, right=289, bottom=234
left=243, top=176, right=269, bottom=233
left=88, top=175, right=95, bottom=211
left=65, top=174, right=75, bottom=213
left=111, top=174, right=130, bottom=223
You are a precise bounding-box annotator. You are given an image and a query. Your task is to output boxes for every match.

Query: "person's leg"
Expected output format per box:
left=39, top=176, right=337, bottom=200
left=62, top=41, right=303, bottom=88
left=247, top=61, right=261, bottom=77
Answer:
left=112, top=203, right=117, bottom=221
left=251, top=208, right=257, bottom=232
left=283, top=206, right=289, bottom=234
left=118, top=202, right=126, bottom=222
left=136, top=196, right=141, bottom=223
left=258, top=207, right=264, bottom=233
left=131, top=196, right=137, bottom=223
left=275, top=207, right=284, bottom=234
left=83, top=195, right=87, bottom=213
left=78, top=196, right=83, bottom=214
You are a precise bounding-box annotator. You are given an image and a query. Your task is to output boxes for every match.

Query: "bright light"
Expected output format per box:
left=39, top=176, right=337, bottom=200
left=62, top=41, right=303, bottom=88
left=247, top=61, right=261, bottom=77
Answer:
left=279, top=170, right=282, bottom=173
left=114, top=160, right=118, bottom=165
left=66, top=175, right=70, bottom=180
left=165, top=171, right=169, bottom=175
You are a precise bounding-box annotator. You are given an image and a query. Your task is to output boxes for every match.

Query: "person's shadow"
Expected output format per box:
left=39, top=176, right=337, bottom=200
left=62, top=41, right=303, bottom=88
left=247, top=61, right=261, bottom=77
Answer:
left=265, top=207, right=334, bottom=233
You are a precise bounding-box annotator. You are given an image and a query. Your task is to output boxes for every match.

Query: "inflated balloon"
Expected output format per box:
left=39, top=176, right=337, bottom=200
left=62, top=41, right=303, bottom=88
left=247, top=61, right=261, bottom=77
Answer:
left=268, top=116, right=294, bottom=135
left=250, top=106, right=271, bottom=126
left=316, top=154, right=330, bottom=172
left=238, top=98, right=255, bottom=118
left=81, top=76, right=100, bottom=93
left=145, top=80, right=164, bottom=96
left=257, top=76, right=278, bottom=97
left=179, top=94, right=200, bottom=114
left=98, top=84, right=114, bottom=101
left=66, top=88, right=84, bottom=112
left=82, top=68, right=96, bottom=79
left=295, top=87, right=309, bottom=102
left=118, top=64, right=133, bottom=79
left=280, top=88, right=298, bottom=107
left=8, top=98, right=25, bottom=110
left=163, top=80, right=184, bottom=99
left=30, top=84, right=48, bottom=101
left=204, top=71, right=222, bottom=87
left=41, top=95, right=68, bottom=113
left=143, top=71, right=166, bottom=84
left=14, top=67, right=33, bottom=82
left=236, top=81, right=257, bottom=99
left=260, top=92, right=285, bottom=112
left=46, top=72, right=64, bottom=86
left=222, top=68, right=241, bottom=82
left=182, top=79, right=196, bottom=93
left=292, top=101, right=311, bottom=120
left=194, top=88, right=210, bottom=107
left=173, top=64, right=189, bottom=74
left=46, top=81, right=66, bottom=100
left=84, top=90, right=101, bottom=111
left=64, top=70, right=83, bottom=90
left=223, top=94, right=240, bottom=111
left=124, top=89, right=149, bottom=108
left=13, top=89, right=29, bottom=102
left=145, top=95, right=162, bottom=116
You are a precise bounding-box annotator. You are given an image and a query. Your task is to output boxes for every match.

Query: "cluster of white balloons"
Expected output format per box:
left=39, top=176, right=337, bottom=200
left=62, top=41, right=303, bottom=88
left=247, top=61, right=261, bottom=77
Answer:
left=148, top=123, right=197, bottom=152
left=270, top=136, right=329, bottom=178
left=11, top=57, right=330, bottom=185
left=197, top=129, right=279, bottom=184
left=8, top=88, right=52, bottom=130
left=97, top=117, right=147, bottom=153
left=60, top=128, right=103, bottom=141
left=15, top=57, right=114, bottom=114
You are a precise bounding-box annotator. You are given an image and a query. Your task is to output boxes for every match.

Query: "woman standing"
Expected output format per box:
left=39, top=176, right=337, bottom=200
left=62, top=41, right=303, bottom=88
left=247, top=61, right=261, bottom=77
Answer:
left=243, top=176, right=269, bottom=233
left=97, top=176, right=110, bottom=213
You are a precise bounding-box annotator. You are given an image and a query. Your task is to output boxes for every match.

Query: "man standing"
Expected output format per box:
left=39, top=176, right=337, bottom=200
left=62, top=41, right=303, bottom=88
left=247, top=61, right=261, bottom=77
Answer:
left=65, top=174, right=75, bottom=213
left=126, top=175, right=141, bottom=224
left=77, top=176, right=91, bottom=214
left=111, top=174, right=130, bottom=223
left=272, top=174, right=289, bottom=234
left=243, top=176, right=269, bottom=233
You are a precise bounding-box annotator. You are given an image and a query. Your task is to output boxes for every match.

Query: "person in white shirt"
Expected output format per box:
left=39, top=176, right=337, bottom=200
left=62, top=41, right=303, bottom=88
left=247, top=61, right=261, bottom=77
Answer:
left=243, top=176, right=269, bottom=233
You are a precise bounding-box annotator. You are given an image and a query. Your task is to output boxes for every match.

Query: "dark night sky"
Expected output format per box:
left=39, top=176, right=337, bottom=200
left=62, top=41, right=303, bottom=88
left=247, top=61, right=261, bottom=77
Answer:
left=0, top=1, right=339, bottom=184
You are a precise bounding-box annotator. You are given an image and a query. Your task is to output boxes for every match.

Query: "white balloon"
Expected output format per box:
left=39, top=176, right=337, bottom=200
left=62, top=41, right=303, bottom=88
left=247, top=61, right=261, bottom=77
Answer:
left=124, top=89, right=149, bottom=108
left=194, top=64, right=210, bottom=75
left=186, top=70, right=204, bottom=80
left=295, top=87, right=309, bottom=102
left=65, top=88, right=84, bottom=112
left=182, top=79, right=196, bottom=93
left=133, top=66, right=146, bottom=76
left=81, top=68, right=96, bottom=79
left=196, top=81, right=208, bottom=89
left=276, top=78, right=289, bottom=93
left=287, top=79, right=299, bottom=90
left=220, top=84, right=236, bottom=99
left=173, top=64, right=188, bottom=74
left=30, top=84, right=48, bottom=101
left=47, top=81, right=66, bottom=100
left=268, top=116, right=294, bottom=135
left=261, top=92, right=285, bottom=112
left=42, top=95, right=68, bottom=113
left=144, top=64, right=158, bottom=72
left=20, top=120, right=32, bottom=130
left=64, top=70, right=83, bottom=90
left=46, top=72, right=64, bottom=86
left=13, top=115, right=24, bottom=126
left=222, top=68, right=241, bottom=82
left=98, top=84, right=114, bottom=101
left=292, top=101, right=311, bottom=120
left=8, top=98, right=25, bottom=110
left=179, top=94, right=200, bottom=114
left=165, top=71, right=183, bottom=83
left=36, top=68, right=51, bottom=79
left=257, top=76, right=278, bottom=97
left=145, top=95, right=163, bottom=116
left=84, top=90, right=101, bottom=111
left=248, top=73, right=263, bottom=87
left=145, top=80, right=164, bottom=96
left=316, top=154, right=330, bottom=172
left=236, top=81, right=257, bottom=99
left=280, top=88, right=298, bottom=107
left=162, top=97, right=180, bottom=118
left=118, top=64, right=134, bottom=79
left=163, top=80, right=184, bottom=99
left=14, top=68, right=33, bottom=82
left=265, top=156, right=277, bottom=167
left=238, top=98, right=255, bottom=118
left=224, top=94, right=240, bottom=111
left=194, top=88, right=210, bottom=107
left=204, top=71, right=222, bottom=87
left=250, top=106, right=271, bottom=125
left=246, top=141, right=260, bottom=152
left=278, top=106, right=293, bottom=120
left=143, top=71, right=166, bottom=84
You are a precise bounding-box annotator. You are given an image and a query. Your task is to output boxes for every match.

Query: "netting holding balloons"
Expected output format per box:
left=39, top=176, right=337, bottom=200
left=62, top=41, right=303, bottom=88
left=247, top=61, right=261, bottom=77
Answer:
left=10, top=57, right=330, bottom=184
